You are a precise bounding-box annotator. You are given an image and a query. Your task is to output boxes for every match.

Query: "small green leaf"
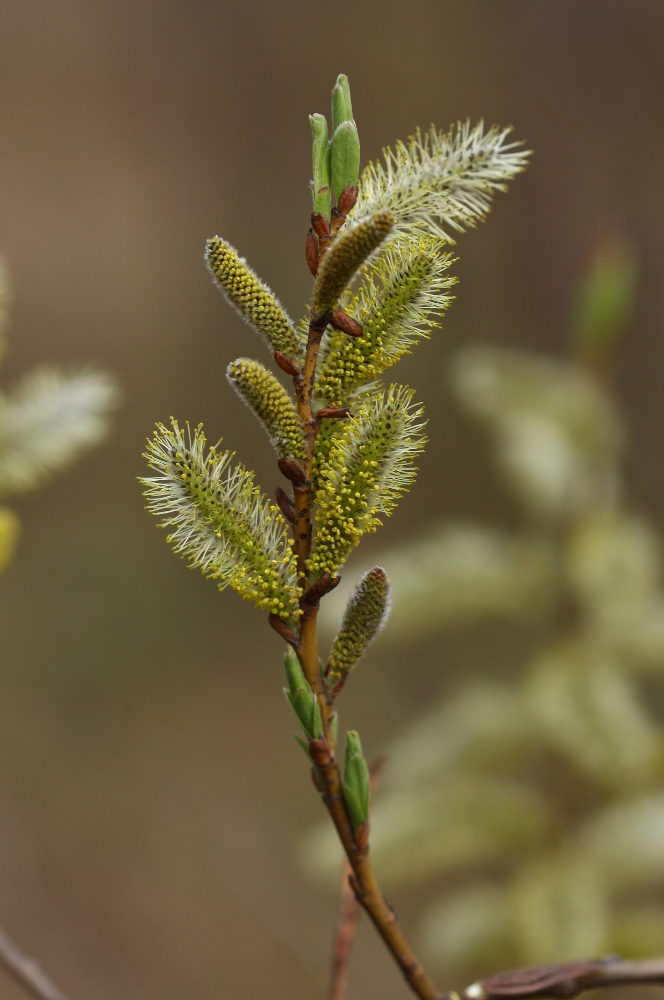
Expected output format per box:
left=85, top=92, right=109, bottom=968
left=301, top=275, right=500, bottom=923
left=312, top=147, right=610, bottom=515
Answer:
left=310, top=113, right=332, bottom=221
left=343, top=730, right=370, bottom=830
left=331, top=121, right=361, bottom=202
left=284, top=648, right=324, bottom=739
left=331, top=74, right=353, bottom=132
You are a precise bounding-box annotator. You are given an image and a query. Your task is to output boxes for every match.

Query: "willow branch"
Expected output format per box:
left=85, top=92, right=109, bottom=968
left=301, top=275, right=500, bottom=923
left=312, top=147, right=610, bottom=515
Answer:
left=276, top=211, right=443, bottom=1000
left=459, top=956, right=664, bottom=1000
left=0, top=926, right=69, bottom=1000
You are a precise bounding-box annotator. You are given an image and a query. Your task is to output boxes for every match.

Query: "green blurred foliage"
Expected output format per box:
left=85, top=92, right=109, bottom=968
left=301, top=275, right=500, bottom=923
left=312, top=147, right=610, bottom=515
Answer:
left=312, top=236, right=664, bottom=978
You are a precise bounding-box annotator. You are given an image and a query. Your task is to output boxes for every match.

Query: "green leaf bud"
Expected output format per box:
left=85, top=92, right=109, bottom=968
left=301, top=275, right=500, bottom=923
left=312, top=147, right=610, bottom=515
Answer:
left=284, top=648, right=324, bottom=740
left=328, top=567, right=391, bottom=684
left=284, top=645, right=307, bottom=694
left=343, top=730, right=370, bottom=831
left=310, top=113, right=332, bottom=221
left=331, top=74, right=353, bottom=132
left=206, top=237, right=302, bottom=361
left=227, top=358, right=306, bottom=462
left=313, top=210, right=394, bottom=315
left=331, top=121, right=361, bottom=202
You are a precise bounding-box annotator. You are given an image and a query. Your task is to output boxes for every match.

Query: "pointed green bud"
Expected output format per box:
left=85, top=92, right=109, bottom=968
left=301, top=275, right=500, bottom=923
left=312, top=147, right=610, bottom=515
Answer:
left=310, top=114, right=332, bottom=221
left=343, top=730, right=370, bottom=831
left=284, top=645, right=306, bottom=694
left=331, top=121, right=361, bottom=202
left=313, top=210, right=394, bottom=315
left=284, top=648, right=324, bottom=740
left=328, top=568, right=391, bottom=684
left=331, top=74, right=353, bottom=132
left=227, top=358, right=306, bottom=462
left=572, top=233, right=638, bottom=365
left=206, top=237, right=302, bottom=361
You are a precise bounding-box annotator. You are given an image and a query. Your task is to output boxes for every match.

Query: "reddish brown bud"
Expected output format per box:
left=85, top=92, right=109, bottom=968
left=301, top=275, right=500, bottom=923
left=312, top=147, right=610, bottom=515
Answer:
left=331, top=309, right=363, bottom=337
left=278, top=456, right=308, bottom=487
left=275, top=486, right=296, bottom=524
left=273, top=349, right=300, bottom=377
left=337, top=185, right=359, bottom=217
left=353, top=821, right=370, bottom=853
left=311, top=213, right=330, bottom=238
left=268, top=614, right=300, bottom=648
left=305, top=229, right=319, bottom=277
left=316, top=406, right=352, bottom=420
left=309, top=738, right=332, bottom=768
left=303, top=573, right=341, bottom=607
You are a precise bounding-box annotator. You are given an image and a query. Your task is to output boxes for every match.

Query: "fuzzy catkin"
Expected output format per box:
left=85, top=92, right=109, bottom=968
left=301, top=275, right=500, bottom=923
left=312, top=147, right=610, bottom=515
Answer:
left=142, top=419, right=301, bottom=618
left=227, top=358, right=306, bottom=462
left=312, top=210, right=394, bottom=314
left=310, top=384, right=426, bottom=575
left=328, top=567, right=391, bottom=680
left=206, top=237, right=302, bottom=361
left=317, top=234, right=456, bottom=405
left=354, top=122, right=530, bottom=239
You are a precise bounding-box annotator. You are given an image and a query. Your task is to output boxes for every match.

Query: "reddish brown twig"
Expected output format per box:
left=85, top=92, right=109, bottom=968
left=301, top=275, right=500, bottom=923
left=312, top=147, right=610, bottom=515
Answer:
left=0, top=926, right=69, bottom=1000
left=461, top=956, right=664, bottom=1000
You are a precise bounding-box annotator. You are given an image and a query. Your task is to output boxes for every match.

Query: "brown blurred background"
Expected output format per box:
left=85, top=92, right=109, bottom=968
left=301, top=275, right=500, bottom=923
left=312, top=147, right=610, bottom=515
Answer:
left=0, top=1, right=663, bottom=997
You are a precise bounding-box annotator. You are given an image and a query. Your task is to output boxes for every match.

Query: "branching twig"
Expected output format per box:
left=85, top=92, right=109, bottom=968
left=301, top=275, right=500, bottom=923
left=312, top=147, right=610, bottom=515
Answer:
left=0, top=925, right=69, bottom=1000
left=459, top=956, right=664, bottom=1000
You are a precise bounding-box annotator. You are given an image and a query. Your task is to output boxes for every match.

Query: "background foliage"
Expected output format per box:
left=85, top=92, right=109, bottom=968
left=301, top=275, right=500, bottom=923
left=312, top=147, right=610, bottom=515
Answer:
left=313, top=236, right=664, bottom=982
left=1, top=3, right=664, bottom=999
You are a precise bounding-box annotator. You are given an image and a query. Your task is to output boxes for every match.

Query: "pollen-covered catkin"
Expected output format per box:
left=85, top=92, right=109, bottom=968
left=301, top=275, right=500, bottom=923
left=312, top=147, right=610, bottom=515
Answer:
left=309, top=384, right=426, bottom=576
left=353, top=122, right=530, bottom=240
left=142, top=419, right=301, bottom=618
left=206, top=237, right=302, bottom=361
left=317, top=234, right=456, bottom=405
left=227, top=358, right=306, bottom=462
left=328, top=567, right=391, bottom=682
left=312, top=210, right=394, bottom=314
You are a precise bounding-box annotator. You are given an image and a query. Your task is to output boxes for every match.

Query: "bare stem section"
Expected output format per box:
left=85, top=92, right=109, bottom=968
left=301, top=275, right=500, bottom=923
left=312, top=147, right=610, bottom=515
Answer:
left=0, top=926, right=69, bottom=1000
left=460, top=956, right=664, bottom=1000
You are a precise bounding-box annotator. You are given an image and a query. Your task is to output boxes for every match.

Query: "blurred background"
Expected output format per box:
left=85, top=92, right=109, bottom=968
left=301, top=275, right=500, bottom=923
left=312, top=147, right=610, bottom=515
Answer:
left=1, top=1, right=664, bottom=998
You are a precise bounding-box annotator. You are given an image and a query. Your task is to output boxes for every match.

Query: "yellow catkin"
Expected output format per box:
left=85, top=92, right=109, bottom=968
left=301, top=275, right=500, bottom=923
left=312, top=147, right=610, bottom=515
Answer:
left=227, top=358, right=305, bottom=461
left=328, top=567, right=391, bottom=680
left=206, top=237, right=302, bottom=361
left=312, top=210, right=394, bottom=314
